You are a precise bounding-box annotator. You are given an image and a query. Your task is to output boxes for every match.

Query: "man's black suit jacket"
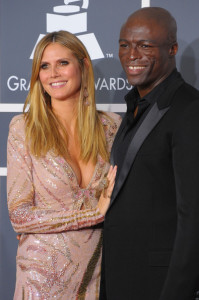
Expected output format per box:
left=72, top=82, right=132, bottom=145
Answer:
left=100, top=72, right=199, bottom=300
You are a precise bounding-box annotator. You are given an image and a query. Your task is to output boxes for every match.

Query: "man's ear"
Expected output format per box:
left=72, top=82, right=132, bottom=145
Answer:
left=169, top=42, right=178, bottom=57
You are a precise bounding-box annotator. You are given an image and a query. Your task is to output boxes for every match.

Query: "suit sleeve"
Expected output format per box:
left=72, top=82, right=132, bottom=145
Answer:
left=7, top=117, right=104, bottom=234
left=160, top=100, right=199, bottom=300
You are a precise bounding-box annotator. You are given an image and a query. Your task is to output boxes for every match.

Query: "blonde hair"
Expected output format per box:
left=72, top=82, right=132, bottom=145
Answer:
left=24, top=30, right=109, bottom=163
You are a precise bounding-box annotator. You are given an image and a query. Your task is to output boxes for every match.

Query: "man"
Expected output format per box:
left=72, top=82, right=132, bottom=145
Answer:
left=100, top=7, right=199, bottom=300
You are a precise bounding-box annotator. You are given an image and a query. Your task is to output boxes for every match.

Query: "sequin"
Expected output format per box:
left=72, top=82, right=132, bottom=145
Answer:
left=7, top=112, right=121, bottom=299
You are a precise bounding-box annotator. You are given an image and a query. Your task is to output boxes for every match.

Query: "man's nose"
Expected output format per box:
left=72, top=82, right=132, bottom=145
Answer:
left=129, top=45, right=141, bottom=60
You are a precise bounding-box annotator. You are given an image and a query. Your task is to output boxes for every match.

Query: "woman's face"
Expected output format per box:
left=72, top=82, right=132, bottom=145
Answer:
left=39, top=42, right=82, bottom=105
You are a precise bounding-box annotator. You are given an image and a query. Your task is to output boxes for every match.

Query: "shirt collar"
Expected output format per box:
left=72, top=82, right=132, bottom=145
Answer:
left=125, top=68, right=179, bottom=113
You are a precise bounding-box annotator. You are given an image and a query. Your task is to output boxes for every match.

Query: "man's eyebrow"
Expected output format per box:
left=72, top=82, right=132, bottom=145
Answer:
left=119, top=38, right=156, bottom=43
left=119, top=38, right=128, bottom=43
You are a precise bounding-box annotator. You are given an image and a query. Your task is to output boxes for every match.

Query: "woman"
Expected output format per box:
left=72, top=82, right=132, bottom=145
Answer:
left=7, top=30, right=121, bottom=299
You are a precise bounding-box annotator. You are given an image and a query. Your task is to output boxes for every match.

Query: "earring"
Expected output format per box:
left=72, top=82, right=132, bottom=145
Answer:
left=83, top=87, right=90, bottom=106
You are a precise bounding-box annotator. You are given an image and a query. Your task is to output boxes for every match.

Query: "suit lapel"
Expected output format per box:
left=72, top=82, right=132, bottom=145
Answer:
left=109, top=72, right=184, bottom=207
left=110, top=102, right=170, bottom=206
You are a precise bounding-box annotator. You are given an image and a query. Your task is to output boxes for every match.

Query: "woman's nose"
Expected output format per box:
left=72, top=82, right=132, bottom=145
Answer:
left=51, top=65, right=59, bottom=77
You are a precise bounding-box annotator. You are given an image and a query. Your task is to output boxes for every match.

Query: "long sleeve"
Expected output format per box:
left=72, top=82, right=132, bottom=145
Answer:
left=7, top=116, right=104, bottom=234
left=160, top=100, right=199, bottom=299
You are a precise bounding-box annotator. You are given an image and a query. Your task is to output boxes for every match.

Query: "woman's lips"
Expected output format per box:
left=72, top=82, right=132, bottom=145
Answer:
left=50, top=81, right=67, bottom=88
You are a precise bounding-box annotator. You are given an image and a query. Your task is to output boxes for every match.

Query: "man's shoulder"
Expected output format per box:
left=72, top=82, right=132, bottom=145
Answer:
left=168, top=81, right=199, bottom=126
left=174, top=80, right=199, bottom=103
left=180, top=80, right=199, bottom=95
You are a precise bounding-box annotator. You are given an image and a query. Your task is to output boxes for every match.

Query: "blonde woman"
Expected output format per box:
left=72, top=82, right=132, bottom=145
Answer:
left=7, top=30, right=121, bottom=299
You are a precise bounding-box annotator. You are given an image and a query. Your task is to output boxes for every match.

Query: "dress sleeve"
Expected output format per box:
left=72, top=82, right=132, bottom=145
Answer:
left=7, top=116, right=104, bottom=234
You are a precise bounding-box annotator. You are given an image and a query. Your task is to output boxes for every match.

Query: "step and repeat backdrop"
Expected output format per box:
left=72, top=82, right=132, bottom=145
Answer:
left=1, top=0, right=199, bottom=298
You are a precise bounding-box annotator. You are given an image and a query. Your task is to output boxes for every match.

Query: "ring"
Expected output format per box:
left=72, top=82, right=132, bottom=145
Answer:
left=103, top=176, right=110, bottom=189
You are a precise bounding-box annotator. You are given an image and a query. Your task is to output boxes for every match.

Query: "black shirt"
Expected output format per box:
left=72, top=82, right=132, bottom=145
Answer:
left=113, top=69, right=179, bottom=173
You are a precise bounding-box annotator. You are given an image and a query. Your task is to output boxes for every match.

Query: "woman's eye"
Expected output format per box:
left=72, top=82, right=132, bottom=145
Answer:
left=40, top=63, right=48, bottom=69
left=60, top=60, right=69, bottom=66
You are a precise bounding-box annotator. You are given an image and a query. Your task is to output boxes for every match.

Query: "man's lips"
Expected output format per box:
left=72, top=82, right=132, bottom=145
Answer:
left=128, top=65, right=146, bottom=70
left=125, top=65, right=147, bottom=75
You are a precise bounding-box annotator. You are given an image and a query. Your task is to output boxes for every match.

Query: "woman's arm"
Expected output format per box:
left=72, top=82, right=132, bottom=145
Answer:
left=7, top=117, right=114, bottom=234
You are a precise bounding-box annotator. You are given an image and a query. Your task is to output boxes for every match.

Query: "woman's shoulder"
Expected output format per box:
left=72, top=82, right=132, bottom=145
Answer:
left=98, top=111, right=122, bottom=141
left=9, top=114, right=25, bottom=134
left=98, top=111, right=122, bottom=128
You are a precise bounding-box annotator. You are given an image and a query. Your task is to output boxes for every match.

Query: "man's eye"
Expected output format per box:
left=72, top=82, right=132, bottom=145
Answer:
left=140, top=44, right=152, bottom=49
left=120, top=43, right=128, bottom=48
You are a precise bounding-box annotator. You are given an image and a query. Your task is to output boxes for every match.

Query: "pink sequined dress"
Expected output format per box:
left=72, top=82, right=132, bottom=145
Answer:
left=7, top=112, right=121, bottom=300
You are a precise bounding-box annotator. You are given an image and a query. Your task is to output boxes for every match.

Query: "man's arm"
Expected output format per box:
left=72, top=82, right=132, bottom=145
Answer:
left=160, top=99, right=199, bottom=300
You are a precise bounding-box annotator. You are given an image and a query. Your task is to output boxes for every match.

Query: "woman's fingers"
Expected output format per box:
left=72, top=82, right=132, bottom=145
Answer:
left=16, top=235, right=21, bottom=241
left=97, top=165, right=117, bottom=215
left=105, top=165, right=117, bottom=197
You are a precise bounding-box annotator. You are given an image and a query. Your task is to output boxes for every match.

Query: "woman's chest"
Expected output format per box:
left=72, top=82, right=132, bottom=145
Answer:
left=31, top=153, right=110, bottom=210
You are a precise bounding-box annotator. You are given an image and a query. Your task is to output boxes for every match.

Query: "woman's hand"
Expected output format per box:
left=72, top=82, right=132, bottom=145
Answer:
left=97, top=165, right=117, bottom=216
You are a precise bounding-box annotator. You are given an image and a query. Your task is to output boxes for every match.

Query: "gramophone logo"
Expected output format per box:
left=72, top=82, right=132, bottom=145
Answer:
left=30, top=0, right=104, bottom=60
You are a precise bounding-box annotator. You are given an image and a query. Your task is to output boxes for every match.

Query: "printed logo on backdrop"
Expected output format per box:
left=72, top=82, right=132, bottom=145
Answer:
left=7, top=0, right=132, bottom=92
left=30, top=0, right=104, bottom=61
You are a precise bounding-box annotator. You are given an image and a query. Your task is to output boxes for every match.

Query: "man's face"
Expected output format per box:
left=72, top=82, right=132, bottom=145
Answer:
left=119, top=17, right=177, bottom=97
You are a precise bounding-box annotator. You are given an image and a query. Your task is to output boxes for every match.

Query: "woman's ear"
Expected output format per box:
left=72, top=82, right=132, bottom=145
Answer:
left=83, top=57, right=90, bottom=69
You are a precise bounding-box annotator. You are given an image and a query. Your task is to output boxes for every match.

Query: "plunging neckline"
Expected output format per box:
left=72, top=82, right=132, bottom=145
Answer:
left=57, top=154, right=101, bottom=191
left=66, top=158, right=100, bottom=190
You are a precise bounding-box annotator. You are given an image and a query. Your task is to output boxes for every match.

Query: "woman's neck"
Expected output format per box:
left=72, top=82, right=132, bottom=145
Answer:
left=51, top=98, right=78, bottom=133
